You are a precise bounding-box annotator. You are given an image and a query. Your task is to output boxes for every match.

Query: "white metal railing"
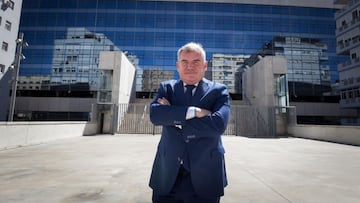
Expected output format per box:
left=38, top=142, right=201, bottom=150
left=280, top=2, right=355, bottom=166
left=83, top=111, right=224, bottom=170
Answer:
left=338, top=57, right=360, bottom=71
left=116, top=103, right=279, bottom=137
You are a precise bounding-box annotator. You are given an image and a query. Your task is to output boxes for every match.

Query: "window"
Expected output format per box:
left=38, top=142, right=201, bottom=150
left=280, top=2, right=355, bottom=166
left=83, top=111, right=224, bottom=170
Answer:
left=355, top=88, right=360, bottom=98
left=5, top=20, right=11, bottom=31
left=8, top=0, right=14, bottom=10
left=351, top=53, right=357, bottom=59
left=66, top=55, right=78, bottom=62
left=2, top=42, right=8, bottom=51
left=0, top=64, right=5, bottom=73
left=349, top=77, right=354, bottom=84
left=341, top=91, right=346, bottom=99
left=352, top=10, right=358, bottom=20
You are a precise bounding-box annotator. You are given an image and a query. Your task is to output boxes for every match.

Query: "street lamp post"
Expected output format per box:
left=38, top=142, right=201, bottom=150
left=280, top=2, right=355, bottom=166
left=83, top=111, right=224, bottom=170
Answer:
left=8, top=32, right=27, bottom=121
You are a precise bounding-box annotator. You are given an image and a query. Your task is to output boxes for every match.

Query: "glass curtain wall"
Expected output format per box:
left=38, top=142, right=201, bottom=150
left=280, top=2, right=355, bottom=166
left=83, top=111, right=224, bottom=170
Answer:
left=20, top=0, right=342, bottom=79
left=16, top=0, right=346, bottom=120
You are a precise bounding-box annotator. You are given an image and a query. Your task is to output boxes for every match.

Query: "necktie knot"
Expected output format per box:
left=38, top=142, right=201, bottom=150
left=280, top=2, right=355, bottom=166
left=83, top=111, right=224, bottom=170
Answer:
left=185, top=85, right=196, bottom=92
left=185, top=85, right=196, bottom=104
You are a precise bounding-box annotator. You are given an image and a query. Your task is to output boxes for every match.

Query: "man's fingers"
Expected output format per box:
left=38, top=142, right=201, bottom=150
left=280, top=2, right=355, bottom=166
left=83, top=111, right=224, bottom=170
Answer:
left=157, top=97, right=170, bottom=105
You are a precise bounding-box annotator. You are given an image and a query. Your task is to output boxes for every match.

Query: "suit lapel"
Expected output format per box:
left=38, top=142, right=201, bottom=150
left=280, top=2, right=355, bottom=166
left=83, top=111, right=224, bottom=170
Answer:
left=193, top=79, right=210, bottom=103
left=173, top=81, right=186, bottom=105
left=173, top=79, right=211, bottom=105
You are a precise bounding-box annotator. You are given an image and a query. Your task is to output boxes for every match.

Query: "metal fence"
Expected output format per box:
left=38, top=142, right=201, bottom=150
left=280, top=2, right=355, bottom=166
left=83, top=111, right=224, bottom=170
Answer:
left=116, top=103, right=288, bottom=137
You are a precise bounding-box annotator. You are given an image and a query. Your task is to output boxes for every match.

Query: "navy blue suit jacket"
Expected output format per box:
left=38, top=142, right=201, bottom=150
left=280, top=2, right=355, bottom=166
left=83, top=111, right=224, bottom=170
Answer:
left=149, top=78, right=230, bottom=198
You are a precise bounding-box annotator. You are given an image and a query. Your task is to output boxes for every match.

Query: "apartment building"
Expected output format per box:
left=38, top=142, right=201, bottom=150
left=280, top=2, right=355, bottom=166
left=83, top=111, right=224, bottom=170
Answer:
left=0, top=0, right=21, bottom=79
left=207, top=54, right=249, bottom=94
left=0, top=0, right=22, bottom=121
left=142, top=68, right=174, bottom=92
left=335, top=0, right=360, bottom=125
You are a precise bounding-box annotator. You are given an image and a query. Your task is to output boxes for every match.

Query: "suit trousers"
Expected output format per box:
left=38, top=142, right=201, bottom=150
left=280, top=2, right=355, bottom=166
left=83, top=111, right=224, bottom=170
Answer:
left=152, top=166, right=220, bottom=203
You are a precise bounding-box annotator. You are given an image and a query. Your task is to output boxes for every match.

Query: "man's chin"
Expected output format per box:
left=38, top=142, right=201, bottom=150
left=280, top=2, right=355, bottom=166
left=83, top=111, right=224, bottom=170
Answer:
left=183, top=79, right=199, bottom=85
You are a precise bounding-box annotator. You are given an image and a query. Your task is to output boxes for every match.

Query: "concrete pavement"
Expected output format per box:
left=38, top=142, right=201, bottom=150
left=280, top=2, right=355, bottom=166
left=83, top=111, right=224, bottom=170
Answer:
left=0, top=135, right=359, bottom=203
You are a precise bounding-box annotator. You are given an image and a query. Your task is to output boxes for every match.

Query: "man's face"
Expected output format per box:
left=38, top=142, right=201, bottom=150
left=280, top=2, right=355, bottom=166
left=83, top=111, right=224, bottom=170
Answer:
left=176, top=50, right=207, bottom=85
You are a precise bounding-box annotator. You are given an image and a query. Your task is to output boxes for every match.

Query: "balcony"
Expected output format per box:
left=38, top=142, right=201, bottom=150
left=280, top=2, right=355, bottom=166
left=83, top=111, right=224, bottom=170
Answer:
left=336, top=23, right=348, bottom=34
left=335, top=0, right=360, bottom=18
left=336, top=18, right=360, bottom=36
left=351, top=17, right=360, bottom=25
left=337, top=37, right=360, bottom=54
left=340, top=97, right=360, bottom=108
left=337, top=57, right=360, bottom=72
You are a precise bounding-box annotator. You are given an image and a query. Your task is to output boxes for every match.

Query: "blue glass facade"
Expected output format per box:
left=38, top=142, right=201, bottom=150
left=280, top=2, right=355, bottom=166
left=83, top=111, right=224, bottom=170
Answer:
left=20, top=0, right=344, bottom=84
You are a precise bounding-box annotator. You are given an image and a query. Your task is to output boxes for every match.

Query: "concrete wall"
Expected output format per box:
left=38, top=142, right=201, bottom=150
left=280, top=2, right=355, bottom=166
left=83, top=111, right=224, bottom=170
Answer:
left=0, top=121, right=97, bottom=150
left=244, top=56, right=287, bottom=107
left=243, top=56, right=287, bottom=136
left=288, top=124, right=360, bottom=146
left=98, top=51, right=136, bottom=134
left=290, top=102, right=358, bottom=116
left=99, top=51, right=135, bottom=104
left=16, top=97, right=96, bottom=112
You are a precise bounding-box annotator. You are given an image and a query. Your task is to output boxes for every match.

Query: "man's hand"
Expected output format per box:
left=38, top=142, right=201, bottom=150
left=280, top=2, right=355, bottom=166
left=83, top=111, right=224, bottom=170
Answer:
left=157, top=97, right=170, bottom=105
left=196, top=108, right=211, bottom=118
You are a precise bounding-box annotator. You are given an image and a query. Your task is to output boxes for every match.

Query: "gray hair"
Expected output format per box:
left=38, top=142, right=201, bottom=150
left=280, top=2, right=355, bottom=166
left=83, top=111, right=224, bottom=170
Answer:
left=177, top=42, right=206, bottom=61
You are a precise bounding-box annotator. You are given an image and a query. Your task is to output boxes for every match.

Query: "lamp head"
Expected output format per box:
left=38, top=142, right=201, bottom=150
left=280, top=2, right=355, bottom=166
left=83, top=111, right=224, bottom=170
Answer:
left=8, top=62, right=15, bottom=70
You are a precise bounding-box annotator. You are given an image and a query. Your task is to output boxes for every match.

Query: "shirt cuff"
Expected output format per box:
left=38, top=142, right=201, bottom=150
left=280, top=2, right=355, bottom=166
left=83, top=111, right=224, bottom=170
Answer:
left=186, top=106, right=198, bottom=120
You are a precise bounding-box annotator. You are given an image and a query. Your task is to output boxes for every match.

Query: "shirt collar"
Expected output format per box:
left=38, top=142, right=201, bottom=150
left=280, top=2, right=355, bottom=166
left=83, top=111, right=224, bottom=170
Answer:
left=183, top=82, right=199, bottom=87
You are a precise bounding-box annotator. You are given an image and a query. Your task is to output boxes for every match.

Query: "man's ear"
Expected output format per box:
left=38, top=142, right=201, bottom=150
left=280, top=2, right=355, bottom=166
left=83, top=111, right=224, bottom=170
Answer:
left=176, top=61, right=180, bottom=71
left=203, top=61, right=208, bottom=71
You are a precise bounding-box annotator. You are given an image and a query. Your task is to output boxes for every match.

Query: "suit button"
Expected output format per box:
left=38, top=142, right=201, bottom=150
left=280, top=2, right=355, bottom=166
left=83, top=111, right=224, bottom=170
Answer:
left=177, top=157, right=183, bottom=164
left=185, top=139, right=189, bottom=143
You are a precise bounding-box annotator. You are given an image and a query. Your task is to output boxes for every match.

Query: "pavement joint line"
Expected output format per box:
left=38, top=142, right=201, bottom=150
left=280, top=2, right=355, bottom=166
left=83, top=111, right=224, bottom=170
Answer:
left=227, top=155, right=293, bottom=203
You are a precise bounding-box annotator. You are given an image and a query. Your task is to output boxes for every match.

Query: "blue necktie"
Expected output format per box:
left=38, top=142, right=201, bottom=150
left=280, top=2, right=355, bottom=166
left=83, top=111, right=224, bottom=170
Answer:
left=185, top=85, right=196, bottom=104
left=182, top=85, right=195, bottom=171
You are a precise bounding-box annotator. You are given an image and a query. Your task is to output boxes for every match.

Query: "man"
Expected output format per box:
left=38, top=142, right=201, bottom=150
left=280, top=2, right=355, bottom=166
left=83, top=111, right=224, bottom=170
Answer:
left=149, top=42, right=230, bottom=203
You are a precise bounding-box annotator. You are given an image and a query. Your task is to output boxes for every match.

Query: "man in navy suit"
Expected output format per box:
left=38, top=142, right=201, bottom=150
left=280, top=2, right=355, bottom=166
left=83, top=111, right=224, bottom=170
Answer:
left=149, top=42, right=230, bottom=203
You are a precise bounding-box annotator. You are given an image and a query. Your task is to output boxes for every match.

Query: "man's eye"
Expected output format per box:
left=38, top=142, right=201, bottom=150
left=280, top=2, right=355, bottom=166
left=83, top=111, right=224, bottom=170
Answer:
left=193, top=61, right=200, bottom=65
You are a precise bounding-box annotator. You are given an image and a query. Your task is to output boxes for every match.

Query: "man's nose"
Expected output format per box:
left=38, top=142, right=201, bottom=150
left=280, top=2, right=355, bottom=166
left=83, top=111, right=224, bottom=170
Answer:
left=186, top=62, right=196, bottom=68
